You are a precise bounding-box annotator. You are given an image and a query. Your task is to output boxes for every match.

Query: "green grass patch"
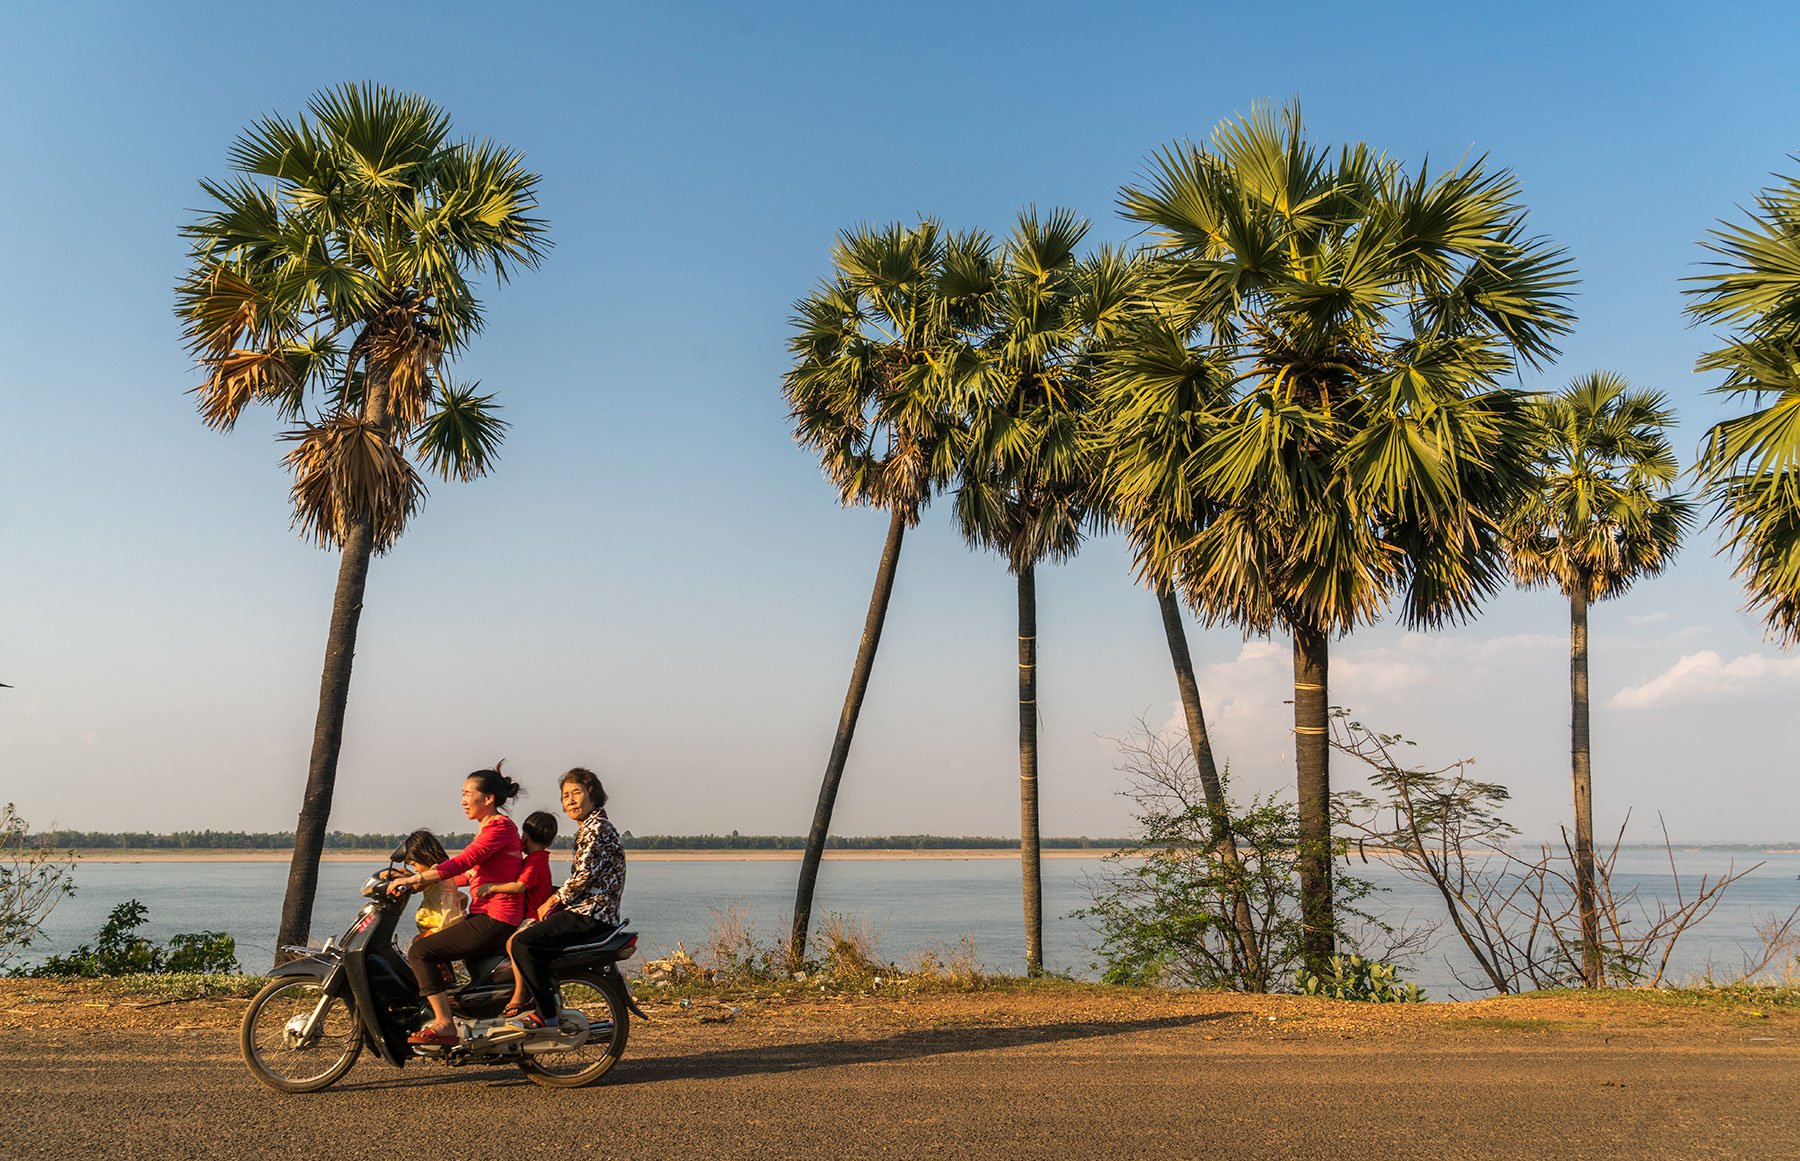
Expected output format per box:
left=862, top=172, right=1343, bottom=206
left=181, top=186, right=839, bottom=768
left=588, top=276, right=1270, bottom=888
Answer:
left=103, top=973, right=268, bottom=1001
left=1525, top=985, right=1800, bottom=1014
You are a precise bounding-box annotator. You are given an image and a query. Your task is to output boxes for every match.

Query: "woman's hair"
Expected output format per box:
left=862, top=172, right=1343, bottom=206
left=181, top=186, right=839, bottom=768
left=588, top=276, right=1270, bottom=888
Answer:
left=466, top=760, right=523, bottom=809
left=560, top=767, right=607, bottom=810
left=521, top=810, right=559, bottom=848
left=400, top=829, right=449, bottom=867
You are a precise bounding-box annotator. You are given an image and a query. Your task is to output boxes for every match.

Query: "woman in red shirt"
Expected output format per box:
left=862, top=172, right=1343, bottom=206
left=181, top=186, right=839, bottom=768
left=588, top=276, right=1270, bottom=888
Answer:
left=390, top=764, right=526, bottom=1047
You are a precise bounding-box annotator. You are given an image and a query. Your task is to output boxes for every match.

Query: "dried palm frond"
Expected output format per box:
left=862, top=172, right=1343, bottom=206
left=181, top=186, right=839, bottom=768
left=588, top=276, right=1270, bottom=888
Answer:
left=282, top=417, right=425, bottom=553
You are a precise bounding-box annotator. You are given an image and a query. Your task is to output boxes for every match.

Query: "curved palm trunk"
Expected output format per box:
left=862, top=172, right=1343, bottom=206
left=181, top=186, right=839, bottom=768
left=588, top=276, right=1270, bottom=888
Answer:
left=275, top=517, right=375, bottom=963
left=1292, top=625, right=1334, bottom=975
left=1570, top=591, right=1602, bottom=987
left=1018, top=564, right=1043, bottom=976
left=276, top=369, right=392, bottom=966
left=1155, top=586, right=1264, bottom=988
left=790, top=508, right=907, bottom=966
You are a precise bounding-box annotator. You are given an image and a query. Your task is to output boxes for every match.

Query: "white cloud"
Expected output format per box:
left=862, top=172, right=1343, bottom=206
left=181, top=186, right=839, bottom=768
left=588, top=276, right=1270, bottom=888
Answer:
left=1625, top=611, right=1671, bottom=626
left=1608, top=650, right=1800, bottom=709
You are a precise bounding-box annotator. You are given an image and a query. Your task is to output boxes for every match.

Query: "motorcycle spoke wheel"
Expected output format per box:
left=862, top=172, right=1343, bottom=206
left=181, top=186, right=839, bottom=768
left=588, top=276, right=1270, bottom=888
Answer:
left=240, top=978, right=362, bottom=1093
left=518, top=970, right=628, bottom=1088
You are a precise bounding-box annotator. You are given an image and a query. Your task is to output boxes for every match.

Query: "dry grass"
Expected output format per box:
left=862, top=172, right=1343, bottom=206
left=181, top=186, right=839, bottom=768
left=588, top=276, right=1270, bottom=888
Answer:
left=634, top=909, right=1000, bottom=998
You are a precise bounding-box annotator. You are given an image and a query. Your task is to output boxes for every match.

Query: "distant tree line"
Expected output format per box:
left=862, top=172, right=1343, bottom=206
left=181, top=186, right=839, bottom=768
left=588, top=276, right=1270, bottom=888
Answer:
left=28, top=830, right=1128, bottom=852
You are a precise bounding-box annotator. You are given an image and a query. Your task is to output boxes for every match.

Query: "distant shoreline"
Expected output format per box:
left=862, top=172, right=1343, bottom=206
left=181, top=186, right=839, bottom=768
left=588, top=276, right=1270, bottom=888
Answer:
left=57, top=844, right=1800, bottom=864
left=66, top=847, right=1126, bottom=864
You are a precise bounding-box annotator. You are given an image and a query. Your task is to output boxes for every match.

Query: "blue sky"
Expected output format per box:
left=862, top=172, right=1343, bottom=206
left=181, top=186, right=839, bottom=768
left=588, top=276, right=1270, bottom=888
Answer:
left=3, top=0, right=1798, bottom=842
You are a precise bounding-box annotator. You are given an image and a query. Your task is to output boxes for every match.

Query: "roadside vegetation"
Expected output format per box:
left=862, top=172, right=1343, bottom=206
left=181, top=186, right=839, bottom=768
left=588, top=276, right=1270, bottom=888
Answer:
left=15, top=900, right=239, bottom=979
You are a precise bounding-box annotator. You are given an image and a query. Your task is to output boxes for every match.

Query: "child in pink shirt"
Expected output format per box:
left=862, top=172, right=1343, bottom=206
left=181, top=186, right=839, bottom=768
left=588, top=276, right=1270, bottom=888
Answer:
left=480, top=810, right=558, bottom=1016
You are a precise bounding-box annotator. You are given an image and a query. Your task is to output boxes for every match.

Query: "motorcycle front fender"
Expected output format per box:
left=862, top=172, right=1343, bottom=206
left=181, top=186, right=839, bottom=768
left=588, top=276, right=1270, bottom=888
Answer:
left=269, top=955, right=341, bottom=985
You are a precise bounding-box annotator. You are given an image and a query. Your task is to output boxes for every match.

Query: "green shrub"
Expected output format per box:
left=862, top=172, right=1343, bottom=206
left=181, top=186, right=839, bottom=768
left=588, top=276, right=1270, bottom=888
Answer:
left=1078, top=725, right=1393, bottom=993
left=1295, top=954, right=1425, bottom=1003
left=23, top=899, right=239, bottom=977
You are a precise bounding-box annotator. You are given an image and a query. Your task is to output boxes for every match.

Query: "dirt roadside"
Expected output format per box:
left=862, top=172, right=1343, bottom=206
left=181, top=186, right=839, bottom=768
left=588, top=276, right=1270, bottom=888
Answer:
left=1, top=980, right=1795, bottom=1158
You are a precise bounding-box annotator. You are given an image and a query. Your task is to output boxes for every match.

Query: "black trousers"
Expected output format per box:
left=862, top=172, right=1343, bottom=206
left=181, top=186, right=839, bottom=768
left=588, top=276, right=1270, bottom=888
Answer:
left=509, top=909, right=615, bottom=1019
left=406, top=914, right=515, bottom=998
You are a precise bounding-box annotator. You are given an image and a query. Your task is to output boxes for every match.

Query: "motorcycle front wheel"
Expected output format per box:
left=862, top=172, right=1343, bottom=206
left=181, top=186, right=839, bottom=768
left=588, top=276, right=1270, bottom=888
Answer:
left=517, top=969, right=629, bottom=1088
left=240, top=977, right=363, bottom=1093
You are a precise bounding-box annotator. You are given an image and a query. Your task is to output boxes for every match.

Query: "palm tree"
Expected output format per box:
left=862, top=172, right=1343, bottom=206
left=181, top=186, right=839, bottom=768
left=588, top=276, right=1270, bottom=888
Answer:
left=1506, top=372, right=1694, bottom=986
left=782, top=220, right=997, bottom=964
left=1116, top=103, right=1574, bottom=973
left=1097, top=314, right=1270, bottom=986
left=952, top=208, right=1125, bottom=974
left=1685, top=166, right=1800, bottom=644
left=175, top=84, right=548, bottom=958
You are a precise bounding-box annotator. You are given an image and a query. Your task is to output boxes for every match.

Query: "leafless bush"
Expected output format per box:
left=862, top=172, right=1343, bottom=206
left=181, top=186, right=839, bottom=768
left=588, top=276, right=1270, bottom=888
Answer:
left=1332, top=710, right=1783, bottom=992
left=1, top=806, right=76, bottom=970
left=1728, top=910, right=1800, bottom=986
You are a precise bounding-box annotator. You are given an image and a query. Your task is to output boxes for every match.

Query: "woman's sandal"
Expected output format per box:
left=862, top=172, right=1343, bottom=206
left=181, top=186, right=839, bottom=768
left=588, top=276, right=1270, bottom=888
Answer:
left=407, top=1024, right=460, bottom=1047
left=502, top=1002, right=529, bottom=1018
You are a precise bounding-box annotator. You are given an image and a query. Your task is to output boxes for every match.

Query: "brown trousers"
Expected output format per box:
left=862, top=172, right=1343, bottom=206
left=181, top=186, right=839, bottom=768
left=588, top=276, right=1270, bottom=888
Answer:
left=406, top=914, right=515, bottom=998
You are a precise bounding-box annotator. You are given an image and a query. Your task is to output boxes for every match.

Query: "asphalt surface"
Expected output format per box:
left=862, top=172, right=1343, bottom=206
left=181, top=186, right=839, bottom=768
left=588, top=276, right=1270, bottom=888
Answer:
left=2, top=1013, right=1795, bottom=1159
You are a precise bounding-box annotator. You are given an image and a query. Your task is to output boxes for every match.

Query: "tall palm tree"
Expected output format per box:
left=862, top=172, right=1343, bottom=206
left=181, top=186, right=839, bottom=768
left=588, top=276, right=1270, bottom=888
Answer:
left=952, top=208, right=1124, bottom=974
left=783, top=220, right=997, bottom=964
left=1116, top=103, right=1574, bottom=973
left=1506, top=372, right=1694, bottom=986
left=1685, top=166, right=1800, bottom=644
left=1097, top=314, right=1270, bottom=986
left=175, top=84, right=548, bottom=958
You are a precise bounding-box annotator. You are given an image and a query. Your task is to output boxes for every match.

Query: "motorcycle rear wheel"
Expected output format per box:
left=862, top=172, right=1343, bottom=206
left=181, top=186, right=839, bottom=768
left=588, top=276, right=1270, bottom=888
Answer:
left=241, top=977, right=362, bottom=1093
left=517, top=969, right=629, bottom=1088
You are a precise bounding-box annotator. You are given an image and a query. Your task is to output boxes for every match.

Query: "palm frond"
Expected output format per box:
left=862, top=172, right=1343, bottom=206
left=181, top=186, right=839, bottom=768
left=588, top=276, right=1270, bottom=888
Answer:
left=415, top=381, right=508, bottom=481
left=282, top=416, right=425, bottom=553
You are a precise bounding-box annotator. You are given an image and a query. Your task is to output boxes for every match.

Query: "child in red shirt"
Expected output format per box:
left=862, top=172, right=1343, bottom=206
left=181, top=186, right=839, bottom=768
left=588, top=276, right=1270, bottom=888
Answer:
left=479, top=810, right=559, bottom=1017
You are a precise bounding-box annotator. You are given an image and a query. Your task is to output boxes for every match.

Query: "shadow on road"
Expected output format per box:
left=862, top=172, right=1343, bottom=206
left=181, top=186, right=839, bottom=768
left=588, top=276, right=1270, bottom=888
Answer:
left=322, top=1011, right=1237, bottom=1093
left=616, top=1011, right=1235, bottom=1086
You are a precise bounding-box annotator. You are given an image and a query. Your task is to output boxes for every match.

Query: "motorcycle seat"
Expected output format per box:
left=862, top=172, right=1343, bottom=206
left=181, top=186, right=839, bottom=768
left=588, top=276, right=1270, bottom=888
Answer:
left=555, top=920, right=634, bottom=959
left=464, top=953, right=506, bottom=984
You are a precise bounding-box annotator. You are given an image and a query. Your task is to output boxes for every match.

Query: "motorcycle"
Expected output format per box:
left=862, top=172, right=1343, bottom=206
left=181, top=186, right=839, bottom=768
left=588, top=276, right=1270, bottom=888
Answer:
left=240, top=864, right=645, bottom=1092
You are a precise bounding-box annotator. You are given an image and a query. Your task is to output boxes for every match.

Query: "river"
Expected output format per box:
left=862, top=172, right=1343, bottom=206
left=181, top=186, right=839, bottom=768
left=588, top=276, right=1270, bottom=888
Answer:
left=16, top=849, right=1800, bottom=999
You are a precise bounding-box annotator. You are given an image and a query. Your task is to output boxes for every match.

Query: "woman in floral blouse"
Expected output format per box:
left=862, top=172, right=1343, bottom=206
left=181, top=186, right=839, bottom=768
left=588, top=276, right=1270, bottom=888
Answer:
left=503, top=766, right=626, bottom=1032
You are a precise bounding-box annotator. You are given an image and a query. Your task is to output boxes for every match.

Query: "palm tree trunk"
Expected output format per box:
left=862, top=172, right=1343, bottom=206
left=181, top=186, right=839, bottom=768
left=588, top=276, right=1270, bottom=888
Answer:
left=1155, top=585, right=1264, bottom=988
left=1570, top=590, right=1602, bottom=987
left=1018, top=564, right=1043, bottom=976
left=275, top=516, right=375, bottom=962
left=276, top=365, right=391, bottom=966
left=789, top=508, right=907, bottom=966
left=1292, top=624, right=1334, bottom=976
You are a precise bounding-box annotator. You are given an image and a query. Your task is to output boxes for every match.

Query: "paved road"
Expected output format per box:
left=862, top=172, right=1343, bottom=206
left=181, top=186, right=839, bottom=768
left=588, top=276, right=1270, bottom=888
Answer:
left=2, top=1011, right=1795, bottom=1158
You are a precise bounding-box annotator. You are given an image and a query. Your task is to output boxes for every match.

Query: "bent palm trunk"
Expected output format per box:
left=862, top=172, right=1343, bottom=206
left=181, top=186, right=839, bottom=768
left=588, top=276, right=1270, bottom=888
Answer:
left=1292, top=625, right=1334, bottom=975
left=1156, top=586, right=1264, bottom=987
left=276, top=517, right=375, bottom=962
left=790, top=508, right=907, bottom=965
left=1570, top=591, right=1602, bottom=987
left=1019, top=565, right=1042, bottom=976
